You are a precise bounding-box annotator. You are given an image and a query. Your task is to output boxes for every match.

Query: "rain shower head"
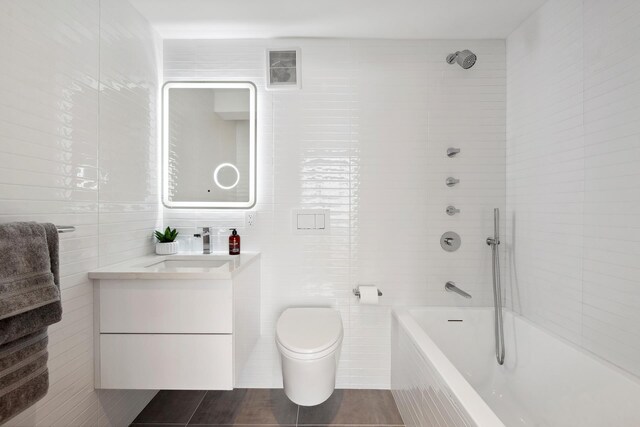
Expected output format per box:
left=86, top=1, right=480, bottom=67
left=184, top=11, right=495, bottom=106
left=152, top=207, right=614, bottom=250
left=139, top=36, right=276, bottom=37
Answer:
left=446, top=50, right=477, bottom=69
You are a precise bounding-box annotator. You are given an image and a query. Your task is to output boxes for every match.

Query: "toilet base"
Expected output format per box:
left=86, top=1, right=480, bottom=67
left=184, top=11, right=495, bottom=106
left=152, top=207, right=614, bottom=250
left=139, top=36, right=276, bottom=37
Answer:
left=280, top=352, right=338, bottom=406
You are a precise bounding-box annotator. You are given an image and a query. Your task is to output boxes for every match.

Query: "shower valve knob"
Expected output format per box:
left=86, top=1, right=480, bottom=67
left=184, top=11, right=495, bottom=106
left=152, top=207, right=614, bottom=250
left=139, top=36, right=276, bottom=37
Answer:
left=446, top=177, right=460, bottom=187
left=446, top=206, right=460, bottom=216
left=440, top=231, right=461, bottom=252
left=447, top=147, right=461, bottom=157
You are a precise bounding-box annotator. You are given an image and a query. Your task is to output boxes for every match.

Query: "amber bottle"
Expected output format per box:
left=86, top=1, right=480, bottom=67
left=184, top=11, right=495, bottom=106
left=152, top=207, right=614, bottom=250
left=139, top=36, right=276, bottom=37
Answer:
left=229, top=228, right=240, bottom=255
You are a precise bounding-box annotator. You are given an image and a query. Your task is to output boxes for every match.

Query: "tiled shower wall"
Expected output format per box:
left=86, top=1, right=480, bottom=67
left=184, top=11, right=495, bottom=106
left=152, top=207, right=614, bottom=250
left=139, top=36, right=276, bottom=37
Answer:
left=163, top=39, right=506, bottom=388
left=0, top=0, right=161, bottom=425
left=506, top=0, right=640, bottom=378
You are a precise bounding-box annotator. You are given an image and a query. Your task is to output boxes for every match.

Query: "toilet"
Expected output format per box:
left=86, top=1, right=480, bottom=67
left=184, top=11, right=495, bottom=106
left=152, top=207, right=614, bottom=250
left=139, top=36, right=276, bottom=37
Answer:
left=276, top=307, right=343, bottom=406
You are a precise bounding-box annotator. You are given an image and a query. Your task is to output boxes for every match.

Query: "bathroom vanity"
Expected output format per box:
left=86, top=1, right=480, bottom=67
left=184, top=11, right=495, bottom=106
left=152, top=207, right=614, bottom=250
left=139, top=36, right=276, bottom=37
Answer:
left=88, top=253, right=260, bottom=390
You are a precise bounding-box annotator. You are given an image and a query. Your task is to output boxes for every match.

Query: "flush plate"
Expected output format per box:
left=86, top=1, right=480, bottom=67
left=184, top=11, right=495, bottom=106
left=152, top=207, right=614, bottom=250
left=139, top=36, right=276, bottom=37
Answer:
left=292, top=209, right=330, bottom=235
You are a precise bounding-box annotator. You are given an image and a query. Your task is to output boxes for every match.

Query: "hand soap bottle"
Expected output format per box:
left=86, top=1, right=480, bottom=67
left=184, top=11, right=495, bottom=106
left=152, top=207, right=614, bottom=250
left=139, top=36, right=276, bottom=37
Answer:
left=229, top=228, right=240, bottom=255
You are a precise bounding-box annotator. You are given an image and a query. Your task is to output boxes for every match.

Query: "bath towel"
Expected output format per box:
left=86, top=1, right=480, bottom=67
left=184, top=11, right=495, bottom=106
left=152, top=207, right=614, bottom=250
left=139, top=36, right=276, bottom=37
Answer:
left=0, top=329, right=49, bottom=424
left=0, top=222, right=61, bottom=422
left=0, top=222, right=62, bottom=346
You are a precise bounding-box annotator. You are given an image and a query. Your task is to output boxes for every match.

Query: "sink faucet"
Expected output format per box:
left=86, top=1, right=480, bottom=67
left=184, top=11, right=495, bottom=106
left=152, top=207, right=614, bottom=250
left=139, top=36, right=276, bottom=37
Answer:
left=202, top=227, right=211, bottom=254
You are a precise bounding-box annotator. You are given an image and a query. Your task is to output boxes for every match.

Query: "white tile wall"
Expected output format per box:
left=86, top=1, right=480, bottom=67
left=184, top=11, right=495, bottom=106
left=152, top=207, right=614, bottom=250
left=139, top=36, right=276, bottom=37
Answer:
left=507, top=0, right=640, bottom=378
left=163, top=38, right=506, bottom=388
left=98, top=0, right=162, bottom=269
left=0, top=0, right=161, bottom=425
left=506, top=0, right=586, bottom=344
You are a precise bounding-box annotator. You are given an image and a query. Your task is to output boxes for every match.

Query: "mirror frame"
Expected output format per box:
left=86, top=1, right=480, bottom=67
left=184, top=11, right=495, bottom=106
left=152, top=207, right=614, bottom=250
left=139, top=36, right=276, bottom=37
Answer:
left=162, top=81, right=257, bottom=209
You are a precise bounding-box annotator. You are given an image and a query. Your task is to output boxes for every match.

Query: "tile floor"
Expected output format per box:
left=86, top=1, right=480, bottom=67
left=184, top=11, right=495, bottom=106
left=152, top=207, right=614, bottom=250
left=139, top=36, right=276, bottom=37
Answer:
left=130, top=389, right=405, bottom=426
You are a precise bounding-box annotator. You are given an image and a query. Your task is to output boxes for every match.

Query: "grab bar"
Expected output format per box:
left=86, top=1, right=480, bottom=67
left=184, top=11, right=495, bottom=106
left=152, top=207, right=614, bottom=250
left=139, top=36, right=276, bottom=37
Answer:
left=445, top=281, right=471, bottom=299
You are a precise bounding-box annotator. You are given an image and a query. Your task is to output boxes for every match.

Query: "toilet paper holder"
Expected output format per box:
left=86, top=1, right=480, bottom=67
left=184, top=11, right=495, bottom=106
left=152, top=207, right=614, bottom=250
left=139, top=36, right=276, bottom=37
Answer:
left=353, top=286, right=383, bottom=298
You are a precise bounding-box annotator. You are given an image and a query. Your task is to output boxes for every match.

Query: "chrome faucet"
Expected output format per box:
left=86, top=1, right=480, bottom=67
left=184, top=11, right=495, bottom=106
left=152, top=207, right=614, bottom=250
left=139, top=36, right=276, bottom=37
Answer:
left=202, top=227, right=211, bottom=254
left=445, top=281, right=471, bottom=299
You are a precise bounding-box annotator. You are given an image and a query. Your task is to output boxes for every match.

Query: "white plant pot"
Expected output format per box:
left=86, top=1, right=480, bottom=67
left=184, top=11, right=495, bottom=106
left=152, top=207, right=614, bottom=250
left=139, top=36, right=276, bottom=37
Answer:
left=155, top=241, right=178, bottom=255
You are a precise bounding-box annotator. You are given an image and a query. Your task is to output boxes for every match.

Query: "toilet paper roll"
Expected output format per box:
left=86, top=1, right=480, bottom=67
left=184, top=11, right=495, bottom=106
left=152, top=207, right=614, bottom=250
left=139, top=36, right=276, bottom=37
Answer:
left=358, top=285, right=379, bottom=305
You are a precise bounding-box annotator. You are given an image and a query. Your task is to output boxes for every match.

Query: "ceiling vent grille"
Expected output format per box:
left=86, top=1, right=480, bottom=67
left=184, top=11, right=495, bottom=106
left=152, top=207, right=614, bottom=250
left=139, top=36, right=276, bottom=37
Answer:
left=266, top=48, right=301, bottom=89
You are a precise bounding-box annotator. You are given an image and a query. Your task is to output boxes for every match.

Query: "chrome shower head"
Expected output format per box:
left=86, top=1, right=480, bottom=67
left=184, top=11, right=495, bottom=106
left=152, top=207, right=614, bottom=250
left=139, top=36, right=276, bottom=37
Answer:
left=446, top=50, right=477, bottom=69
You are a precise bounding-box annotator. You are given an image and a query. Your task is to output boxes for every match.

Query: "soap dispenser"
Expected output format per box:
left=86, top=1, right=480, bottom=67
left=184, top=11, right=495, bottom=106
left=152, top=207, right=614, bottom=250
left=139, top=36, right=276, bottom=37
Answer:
left=229, top=229, right=240, bottom=255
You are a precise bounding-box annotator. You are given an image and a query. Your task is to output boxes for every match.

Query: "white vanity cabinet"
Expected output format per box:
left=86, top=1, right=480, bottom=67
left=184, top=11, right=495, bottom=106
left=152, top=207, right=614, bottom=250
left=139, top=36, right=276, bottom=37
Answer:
left=90, top=253, right=260, bottom=390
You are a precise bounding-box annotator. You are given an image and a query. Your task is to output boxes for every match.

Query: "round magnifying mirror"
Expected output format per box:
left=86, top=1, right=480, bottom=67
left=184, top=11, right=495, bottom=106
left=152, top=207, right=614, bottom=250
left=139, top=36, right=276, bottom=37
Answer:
left=213, top=163, right=240, bottom=190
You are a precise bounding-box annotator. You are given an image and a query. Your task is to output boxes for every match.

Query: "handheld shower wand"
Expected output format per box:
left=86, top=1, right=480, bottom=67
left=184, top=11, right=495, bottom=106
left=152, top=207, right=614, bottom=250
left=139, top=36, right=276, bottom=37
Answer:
left=487, top=208, right=505, bottom=365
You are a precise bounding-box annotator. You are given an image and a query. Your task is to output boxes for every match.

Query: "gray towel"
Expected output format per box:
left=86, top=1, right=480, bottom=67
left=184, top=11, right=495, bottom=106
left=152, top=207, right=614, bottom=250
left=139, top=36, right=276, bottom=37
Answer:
left=0, top=329, right=49, bottom=424
left=0, top=222, right=62, bottom=345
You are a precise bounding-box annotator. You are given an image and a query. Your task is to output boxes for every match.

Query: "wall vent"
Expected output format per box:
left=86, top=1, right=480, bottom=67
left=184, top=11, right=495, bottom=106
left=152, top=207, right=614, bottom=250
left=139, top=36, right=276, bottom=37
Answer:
left=266, top=48, right=301, bottom=89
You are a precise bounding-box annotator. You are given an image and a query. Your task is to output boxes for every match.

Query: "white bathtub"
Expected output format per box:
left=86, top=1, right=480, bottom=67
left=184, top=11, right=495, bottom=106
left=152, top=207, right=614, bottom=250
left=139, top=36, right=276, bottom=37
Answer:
left=391, top=307, right=640, bottom=427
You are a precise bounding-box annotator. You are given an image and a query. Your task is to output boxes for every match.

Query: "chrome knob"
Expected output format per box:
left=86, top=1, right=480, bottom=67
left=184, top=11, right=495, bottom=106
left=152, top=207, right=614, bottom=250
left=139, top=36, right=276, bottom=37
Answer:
left=446, top=205, right=460, bottom=216
left=486, top=237, right=500, bottom=246
left=446, top=177, right=460, bottom=187
left=447, top=147, right=461, bottom=157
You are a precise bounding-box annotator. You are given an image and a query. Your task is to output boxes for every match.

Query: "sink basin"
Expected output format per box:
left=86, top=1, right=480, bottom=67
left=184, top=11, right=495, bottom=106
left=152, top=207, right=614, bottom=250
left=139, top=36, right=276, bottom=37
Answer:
left=144, top=259, right=229, bottom=271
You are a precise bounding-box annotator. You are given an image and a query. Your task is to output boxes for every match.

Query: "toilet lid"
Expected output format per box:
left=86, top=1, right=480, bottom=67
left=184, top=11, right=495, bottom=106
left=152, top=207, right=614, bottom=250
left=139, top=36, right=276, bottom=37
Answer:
left=276, top=308, right=343, bottom=354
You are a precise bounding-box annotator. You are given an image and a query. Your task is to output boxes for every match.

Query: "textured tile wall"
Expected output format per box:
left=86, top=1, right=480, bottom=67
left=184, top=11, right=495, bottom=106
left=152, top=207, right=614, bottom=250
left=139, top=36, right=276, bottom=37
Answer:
left=506, top=0, right=586, bottom=344
left=507, top=0, right=640, bottom=378
left=98, top=0, right=162, bottom=269
left=163, top=38, right=506, bottom=388
left=0, top=0, right=161, bottom=425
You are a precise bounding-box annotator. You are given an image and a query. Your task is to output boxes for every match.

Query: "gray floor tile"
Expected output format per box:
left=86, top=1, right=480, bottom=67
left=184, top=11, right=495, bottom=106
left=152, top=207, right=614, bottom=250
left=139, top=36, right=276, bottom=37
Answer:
left=133, top=390, right=206, bottom=424
left=130, top=424, right=186, bottom=427
left=297, top=390, right=404, bottom=426
left=187, top=389, right=248, bottom=424
left=133, top=388, right=404, bottom=427
left=188, top=389, right=298, bottom=425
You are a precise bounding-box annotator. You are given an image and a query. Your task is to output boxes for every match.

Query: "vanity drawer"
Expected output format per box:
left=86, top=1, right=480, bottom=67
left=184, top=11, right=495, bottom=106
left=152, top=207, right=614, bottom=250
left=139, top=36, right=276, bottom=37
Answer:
left=99, top=334, right=233, bottom=389
left=98, top=279, right=232, bottom=333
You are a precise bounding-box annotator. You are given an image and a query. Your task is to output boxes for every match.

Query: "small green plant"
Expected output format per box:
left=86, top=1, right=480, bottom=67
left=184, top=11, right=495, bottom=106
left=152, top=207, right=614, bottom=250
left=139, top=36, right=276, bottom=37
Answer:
left=155, top=227, right=178, bottom=243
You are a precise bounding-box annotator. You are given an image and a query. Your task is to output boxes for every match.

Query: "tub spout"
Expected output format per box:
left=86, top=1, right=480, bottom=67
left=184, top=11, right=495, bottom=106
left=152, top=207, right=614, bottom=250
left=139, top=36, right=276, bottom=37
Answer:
left=445, top=281, right=472, bottom=299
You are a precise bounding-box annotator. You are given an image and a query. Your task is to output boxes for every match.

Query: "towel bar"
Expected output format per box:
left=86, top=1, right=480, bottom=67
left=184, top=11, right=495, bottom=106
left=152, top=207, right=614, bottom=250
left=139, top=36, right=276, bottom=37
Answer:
left=56, top=226, right=75, bottom=233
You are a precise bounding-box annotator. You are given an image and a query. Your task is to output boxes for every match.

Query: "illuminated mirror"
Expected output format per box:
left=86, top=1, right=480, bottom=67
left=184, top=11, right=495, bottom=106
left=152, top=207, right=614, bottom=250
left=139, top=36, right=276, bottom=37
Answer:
left=162, top=82, right=256, bottom=208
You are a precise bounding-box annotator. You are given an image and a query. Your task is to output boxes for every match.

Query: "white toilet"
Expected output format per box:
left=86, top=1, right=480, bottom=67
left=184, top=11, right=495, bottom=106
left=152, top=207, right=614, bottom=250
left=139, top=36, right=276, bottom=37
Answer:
left=276, top=307, right=343, bottom=406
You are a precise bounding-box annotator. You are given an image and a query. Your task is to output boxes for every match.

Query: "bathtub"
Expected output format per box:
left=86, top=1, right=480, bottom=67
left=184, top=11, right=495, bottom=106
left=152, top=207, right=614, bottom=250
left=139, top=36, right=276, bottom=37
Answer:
left=391, top=307, right=640, bottom=427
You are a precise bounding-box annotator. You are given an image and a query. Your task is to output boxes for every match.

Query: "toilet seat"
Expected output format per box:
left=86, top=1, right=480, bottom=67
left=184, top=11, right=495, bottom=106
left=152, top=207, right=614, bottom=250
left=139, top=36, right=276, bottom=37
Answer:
left=276, top=308, right=343, bottom=360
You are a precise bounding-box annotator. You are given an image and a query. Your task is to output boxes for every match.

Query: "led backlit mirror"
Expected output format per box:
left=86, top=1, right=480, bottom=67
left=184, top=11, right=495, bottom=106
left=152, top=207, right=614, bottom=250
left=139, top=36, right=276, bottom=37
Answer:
left=162, top=82, right=256, bottom=208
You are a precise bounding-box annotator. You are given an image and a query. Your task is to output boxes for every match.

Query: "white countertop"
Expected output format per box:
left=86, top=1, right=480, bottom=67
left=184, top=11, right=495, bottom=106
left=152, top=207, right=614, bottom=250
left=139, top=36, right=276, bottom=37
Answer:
left=88, top=252, right=260, bottom=280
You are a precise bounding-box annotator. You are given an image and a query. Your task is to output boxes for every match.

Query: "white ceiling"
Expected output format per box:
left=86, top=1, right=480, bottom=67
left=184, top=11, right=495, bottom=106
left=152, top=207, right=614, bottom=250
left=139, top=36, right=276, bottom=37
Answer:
left=129, top=0, right=547, bottom=40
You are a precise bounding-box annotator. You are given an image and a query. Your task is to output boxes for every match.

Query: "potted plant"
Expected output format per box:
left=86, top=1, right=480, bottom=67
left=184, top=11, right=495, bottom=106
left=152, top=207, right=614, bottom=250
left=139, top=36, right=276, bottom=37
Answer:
left=154, top=227, right=179, bottom=255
